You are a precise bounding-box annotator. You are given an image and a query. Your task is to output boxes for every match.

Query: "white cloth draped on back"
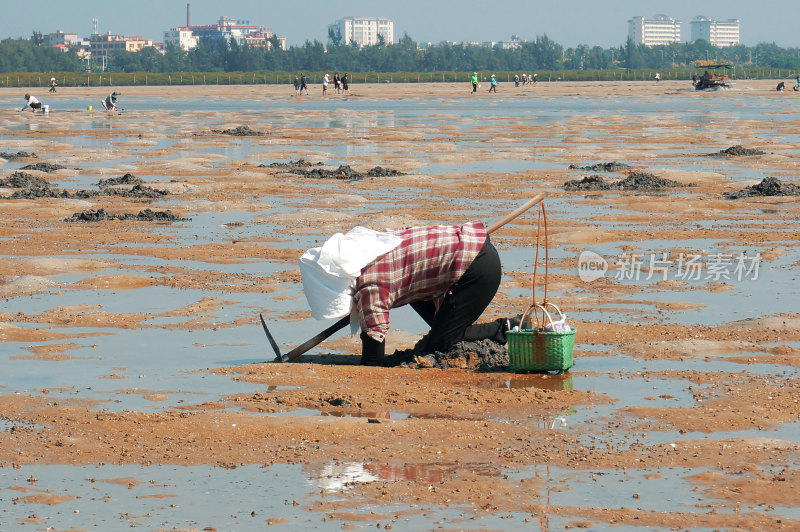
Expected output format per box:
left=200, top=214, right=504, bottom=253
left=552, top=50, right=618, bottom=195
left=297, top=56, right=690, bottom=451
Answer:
left=299, top=226, right=402, bottom=321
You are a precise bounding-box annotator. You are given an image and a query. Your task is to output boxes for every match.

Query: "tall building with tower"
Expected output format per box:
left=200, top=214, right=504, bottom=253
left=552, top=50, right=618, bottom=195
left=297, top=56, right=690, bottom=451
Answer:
left=164, top=4, right=285, bottom=51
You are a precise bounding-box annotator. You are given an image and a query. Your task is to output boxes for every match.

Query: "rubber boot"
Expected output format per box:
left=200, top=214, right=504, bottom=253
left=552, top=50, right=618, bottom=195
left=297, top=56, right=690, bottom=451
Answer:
left=360, top=331, right=385, bottom=366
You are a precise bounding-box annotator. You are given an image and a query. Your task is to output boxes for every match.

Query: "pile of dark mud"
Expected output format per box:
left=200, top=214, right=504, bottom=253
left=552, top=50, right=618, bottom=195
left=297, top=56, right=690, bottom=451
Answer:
left=568, top=161, right=633, bottom=172
left=564, top=171, right=693, bottom=191
left=0, top=171, right=71, bottom=199
left=98, top=173, right=143, bottom=187
left=288, top=165, right=405, bottom=180
left=260, top=159, right=323, bottom=169
left=384, top=339, right=509, bottom=371
left=102, top=183, right=169, bottom=198
left=209, top=125, right=266, bottom=136
left=706, top=145, right=767, bottom=157
left=0, top=171, right=50, bottom=189
left=0, top=171, right=168, bottom=200
left=65, top=208, right=189, bottom=222
left=19, top=162, right=66, bottom=173
left=0, top=151, right=37, bottom=160
left=724, top=176, right=800, bottom=199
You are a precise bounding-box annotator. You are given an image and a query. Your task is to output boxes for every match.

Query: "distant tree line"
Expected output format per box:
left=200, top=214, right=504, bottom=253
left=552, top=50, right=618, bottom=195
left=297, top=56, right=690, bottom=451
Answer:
left=2, top=32, right=799, bottom=74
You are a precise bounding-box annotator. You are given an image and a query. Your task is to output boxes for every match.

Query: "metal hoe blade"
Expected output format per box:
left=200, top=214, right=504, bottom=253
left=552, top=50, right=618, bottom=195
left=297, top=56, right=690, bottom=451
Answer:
left=260, top=313, right=288, bottom=362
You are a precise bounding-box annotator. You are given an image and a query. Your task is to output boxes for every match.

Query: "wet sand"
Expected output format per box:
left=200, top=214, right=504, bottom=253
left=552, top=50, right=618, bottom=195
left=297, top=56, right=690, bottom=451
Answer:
left=1, top=81, right=800, bottom=529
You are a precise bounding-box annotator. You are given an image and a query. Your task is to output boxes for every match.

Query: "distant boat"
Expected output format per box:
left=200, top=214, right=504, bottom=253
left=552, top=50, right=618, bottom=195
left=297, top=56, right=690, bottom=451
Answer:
left=694, top=63, right=734, bottom=90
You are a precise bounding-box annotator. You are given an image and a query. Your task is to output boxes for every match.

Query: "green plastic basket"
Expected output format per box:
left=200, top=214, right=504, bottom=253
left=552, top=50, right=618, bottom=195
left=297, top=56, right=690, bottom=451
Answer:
left=506, top=302, right=575, bottom=373
left=507, top=327, right=576, bottom=372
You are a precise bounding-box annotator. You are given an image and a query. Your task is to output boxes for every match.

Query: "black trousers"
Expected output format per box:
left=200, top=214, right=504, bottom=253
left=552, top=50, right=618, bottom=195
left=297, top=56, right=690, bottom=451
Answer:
left=410, top=236, right=503, bottom=353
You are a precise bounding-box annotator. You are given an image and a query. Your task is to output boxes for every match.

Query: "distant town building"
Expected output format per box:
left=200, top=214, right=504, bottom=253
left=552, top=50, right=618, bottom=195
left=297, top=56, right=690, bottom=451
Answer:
left=43, top=30, right=80, bottom=47
left=330, top=17, right=394, bottom=47
left=628, top=15, right=682, bottom=46
left=496, top=35, right=523, bottom=50
left=690, top=16, right=740, bottom=47
left=163, top=28, right=199, bottom=51
left=165, top=15, right=286, bottom=51
left=90, top=33, right=156, bottom=57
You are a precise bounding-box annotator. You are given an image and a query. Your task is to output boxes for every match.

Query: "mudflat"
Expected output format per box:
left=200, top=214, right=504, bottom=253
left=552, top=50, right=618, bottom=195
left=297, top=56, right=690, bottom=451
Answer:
left=1, top=80, right=799, bottom=530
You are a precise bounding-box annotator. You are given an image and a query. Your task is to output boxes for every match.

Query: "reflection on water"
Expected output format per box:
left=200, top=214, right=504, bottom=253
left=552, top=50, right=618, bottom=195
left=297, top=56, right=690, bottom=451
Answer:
left=506, top=373, right=574, bottom=391
left=309, top=461, right=498, bottom=492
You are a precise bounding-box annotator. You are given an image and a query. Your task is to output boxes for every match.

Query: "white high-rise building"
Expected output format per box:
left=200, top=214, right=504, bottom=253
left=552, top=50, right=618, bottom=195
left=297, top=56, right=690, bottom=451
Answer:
left=690, top=16, right=740, bottom=47
left=628, top=15, right=681, bottom=46
left=331, top=17, right=394, bottom=47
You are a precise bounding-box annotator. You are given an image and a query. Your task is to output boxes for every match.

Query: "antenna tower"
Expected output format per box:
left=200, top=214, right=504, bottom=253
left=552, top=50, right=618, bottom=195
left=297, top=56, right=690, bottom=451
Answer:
left=92, top=18, right=99, bottom=34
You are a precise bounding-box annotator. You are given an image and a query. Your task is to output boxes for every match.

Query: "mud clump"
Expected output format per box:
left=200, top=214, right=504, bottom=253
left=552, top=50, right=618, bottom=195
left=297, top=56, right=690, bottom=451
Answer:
left=568, top=161, right=633, bottom=172
left=0, top=171, right=67, bottom=199
left=385, top=339, right=509, bottom=372
left=564, top=171, right=693, bottom=191
left=209, top=125, right=266, bottom=136
left=19, top=162, right=66, bottom=173
left=288, top=165, right=405, bottom=180
left=0, top=150, right=37, bottom=160
left=563, top=175, right=611, bottom=191
left=261, top=159, right=323, bottom=169
left=65, top=208, right=190, bottom=222
left=102, top=183, right=169, bottom=198
left=724, top=177, right=800, bottom=199
left=706, top=145, right=766, bottom=157
left=364, top=166, right=404, bottom=177
left=0, top=171, right=50, bottom=189
left=0, top=171, right=167, bottom=199
left=98, top=173, right=143, bottom=187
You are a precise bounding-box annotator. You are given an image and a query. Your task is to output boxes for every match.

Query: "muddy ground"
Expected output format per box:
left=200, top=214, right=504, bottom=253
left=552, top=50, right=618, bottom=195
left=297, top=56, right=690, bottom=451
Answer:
left=1, top=81, right=800, bottom=530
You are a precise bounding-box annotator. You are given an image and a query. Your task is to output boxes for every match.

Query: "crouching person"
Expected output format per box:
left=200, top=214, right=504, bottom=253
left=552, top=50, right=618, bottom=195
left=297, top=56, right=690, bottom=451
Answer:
left=300, top=222, right=513, bottom=366
left=21, top=94, right=42, bottom=112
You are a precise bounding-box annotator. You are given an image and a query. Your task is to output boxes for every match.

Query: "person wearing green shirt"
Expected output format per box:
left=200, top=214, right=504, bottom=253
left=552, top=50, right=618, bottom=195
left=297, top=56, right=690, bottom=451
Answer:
left=471, top=72, right=478, bottom=93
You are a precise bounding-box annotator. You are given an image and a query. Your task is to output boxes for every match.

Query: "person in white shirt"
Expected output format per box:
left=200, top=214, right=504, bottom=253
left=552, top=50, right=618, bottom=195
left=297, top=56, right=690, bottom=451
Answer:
left=20, top=94, right=42, bottom=112
left=322, top=73, right=330, bottom=96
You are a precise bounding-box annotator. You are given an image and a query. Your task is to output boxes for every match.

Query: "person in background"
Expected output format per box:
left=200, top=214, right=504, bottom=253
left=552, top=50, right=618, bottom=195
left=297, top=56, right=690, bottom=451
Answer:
left=341, top=73, right=349, bottom=93
left=333, top=72, right=341, bottom=94
left=777, top=81, right=785, bottom=91
left=294, top=76, right=301, bottom=96
left=794, top=76, right=800, bottom=92
left=49, top=77, right=57, bottom=93
left=300, top=73, right=309, bottom=95
left=101, top=91, right=123, bottom=111
left=470, top=72, right=479, bottom=93
left=20, top=93, right=43, bottom=112
left=488, top=74, right=497, bottom=93
left=322, top=73, right=330, bottom=96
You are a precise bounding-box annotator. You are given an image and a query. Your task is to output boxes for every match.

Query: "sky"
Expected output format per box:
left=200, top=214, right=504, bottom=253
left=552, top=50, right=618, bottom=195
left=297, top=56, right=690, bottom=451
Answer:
left=0, top=0, right=796, bottom=49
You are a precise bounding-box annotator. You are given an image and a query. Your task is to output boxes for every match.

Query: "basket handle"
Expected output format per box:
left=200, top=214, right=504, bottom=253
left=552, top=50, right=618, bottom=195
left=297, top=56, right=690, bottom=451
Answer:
left=533, top=303, right=559, bottom=330
left=518, top=303, right=537, bottom=330
left=532, top=202, right=549, bottom=306
left=519, top=302, right=563, bottom=330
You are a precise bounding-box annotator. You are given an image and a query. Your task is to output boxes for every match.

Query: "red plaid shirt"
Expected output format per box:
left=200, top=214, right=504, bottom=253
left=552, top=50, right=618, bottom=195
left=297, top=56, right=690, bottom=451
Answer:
left=354, top=221, right=487, bottom=342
